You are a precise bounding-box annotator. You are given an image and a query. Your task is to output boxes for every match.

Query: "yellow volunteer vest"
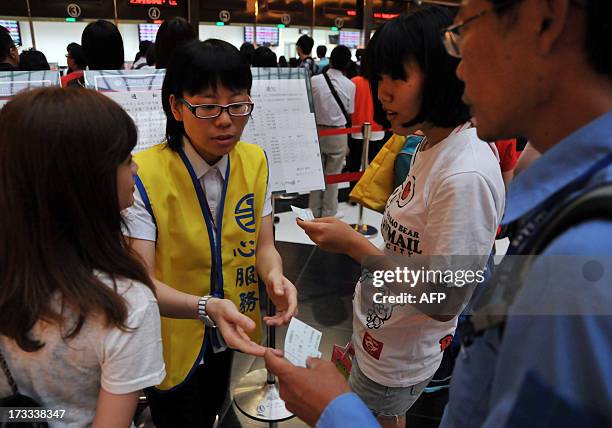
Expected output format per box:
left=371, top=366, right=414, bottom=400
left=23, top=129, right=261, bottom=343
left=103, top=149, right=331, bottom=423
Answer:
left=135, top=141, right=268, bottom=391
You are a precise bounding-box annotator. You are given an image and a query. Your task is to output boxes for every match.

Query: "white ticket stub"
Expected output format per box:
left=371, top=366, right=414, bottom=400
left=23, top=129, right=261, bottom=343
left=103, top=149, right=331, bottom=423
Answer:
left=290, top=205, right=315, bottom=221
left=284, top=318, right=322, bottom=367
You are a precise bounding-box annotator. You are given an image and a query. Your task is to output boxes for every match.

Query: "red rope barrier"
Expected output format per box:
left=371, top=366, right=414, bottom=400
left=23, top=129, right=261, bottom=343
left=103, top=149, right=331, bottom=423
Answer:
left=318, top=125, right=386, bottom=136
left=316, top=125, right=387, bottom=184
left=325, top=171, right=363, bottom=184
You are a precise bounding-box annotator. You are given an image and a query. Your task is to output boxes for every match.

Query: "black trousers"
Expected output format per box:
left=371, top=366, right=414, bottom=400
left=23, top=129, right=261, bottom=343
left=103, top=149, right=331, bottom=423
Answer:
left=145, top=346, right=234, bottom=428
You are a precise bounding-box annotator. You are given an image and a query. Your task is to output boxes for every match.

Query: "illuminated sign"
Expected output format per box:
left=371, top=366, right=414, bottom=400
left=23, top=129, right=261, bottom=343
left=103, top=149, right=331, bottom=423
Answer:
left=373, top=12, right=400, bottom=19
left=129, top=0, right=179, bottom=5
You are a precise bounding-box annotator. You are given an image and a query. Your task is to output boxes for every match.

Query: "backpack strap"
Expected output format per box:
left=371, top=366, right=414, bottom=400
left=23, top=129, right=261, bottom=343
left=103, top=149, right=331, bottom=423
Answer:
left=0, top=347, right=18, bottom=395
left=462, top=183, right=612, bottom=345
left=323, top=72, right=351, bottom=128
left=529, top=183, right=612, bottom=254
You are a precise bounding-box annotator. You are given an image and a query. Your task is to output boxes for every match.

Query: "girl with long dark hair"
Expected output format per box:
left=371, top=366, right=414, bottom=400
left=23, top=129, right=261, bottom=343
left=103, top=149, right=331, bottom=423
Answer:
left=0, top=87, right=165, bottom=427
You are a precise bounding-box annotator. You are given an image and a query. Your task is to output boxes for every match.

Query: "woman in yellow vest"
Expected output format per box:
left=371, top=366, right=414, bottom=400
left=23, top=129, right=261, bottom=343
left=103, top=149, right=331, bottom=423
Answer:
left=124, top=39, right=298, bottom=427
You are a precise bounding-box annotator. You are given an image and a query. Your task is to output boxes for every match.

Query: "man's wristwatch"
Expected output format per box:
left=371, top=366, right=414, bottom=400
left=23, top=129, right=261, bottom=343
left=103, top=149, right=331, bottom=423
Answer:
left=198, top=296, right=216, bottom=328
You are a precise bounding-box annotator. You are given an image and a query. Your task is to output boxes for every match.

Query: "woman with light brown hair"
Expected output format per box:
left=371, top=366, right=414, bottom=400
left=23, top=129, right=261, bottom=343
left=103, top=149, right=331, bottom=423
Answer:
left=0, top=87, right=165, bottom=427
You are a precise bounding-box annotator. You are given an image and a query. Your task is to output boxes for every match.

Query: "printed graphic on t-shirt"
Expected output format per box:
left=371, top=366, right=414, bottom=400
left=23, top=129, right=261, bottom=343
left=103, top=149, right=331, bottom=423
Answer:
left=398, top=175, right=416, bottom=207
left=366, top=302, right=392, bottom=329
left=381, top=205, right=423, bottom=256
left=439, top=334, right=453, bottom=352
left=358, top=270, right=404, bottom=330
left=362, top=331, right=384, bottom=360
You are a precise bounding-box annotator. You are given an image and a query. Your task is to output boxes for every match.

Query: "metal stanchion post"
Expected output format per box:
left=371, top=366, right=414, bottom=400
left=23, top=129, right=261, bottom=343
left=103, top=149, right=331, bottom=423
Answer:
left=233, top=195, right=294, bottom=426
left=350, top=122, right=378, bottom=237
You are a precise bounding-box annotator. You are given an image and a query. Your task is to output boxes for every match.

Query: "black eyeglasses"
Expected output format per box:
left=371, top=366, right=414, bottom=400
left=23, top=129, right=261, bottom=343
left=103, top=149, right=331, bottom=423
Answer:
left=179, top=98, right=254, bottom=119
left=441, top=0, right=519, bottom=58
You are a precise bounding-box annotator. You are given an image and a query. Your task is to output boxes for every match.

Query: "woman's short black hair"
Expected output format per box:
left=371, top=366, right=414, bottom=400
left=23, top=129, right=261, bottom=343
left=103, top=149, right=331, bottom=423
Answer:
left=240, top=42, right=255, bottom=65
left=330, top=45, right=352, bottom=71
left=154, top=17, right=197, bottom=69
left=296, top=35, right=314, bottom=55
left=0, top=27, right=14, bottom=62
left=252, top=46, right=277, bottom=67
left=19, top=49, right=50, bottom=71
left=81, top=20, right=124, bottom=70
left=135, top=40, right=153, bottom=62
left=366, top=5, right=469, bottom=129
left=67, top=43, right=87, bottom=70
left=162, top=39, right=252, bottom=151
left=145, top=43, right=156, bottom=66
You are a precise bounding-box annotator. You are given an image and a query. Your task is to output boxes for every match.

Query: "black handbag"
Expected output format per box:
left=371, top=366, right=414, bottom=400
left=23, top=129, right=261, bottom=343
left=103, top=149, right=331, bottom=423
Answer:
left=0, top=347, right=49, bottom=428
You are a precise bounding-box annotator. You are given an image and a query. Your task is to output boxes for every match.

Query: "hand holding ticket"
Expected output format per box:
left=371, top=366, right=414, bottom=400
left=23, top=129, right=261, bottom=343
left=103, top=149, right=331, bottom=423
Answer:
left=284, top=318, right=322, bottom=367
left=290, top=205, right=315, bottom=221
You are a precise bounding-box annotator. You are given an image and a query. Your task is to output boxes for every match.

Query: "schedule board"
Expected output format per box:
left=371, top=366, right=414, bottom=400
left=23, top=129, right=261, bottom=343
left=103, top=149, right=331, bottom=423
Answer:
left=84, top=69, right=166, bottom=153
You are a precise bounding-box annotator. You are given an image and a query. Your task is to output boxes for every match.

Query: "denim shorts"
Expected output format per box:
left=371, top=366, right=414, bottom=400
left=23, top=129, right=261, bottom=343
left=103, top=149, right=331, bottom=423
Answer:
left=348, top=359, right=433, bottom=418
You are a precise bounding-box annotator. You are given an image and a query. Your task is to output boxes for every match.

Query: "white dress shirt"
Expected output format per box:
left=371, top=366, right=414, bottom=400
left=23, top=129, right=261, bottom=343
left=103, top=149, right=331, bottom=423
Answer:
left=311, top=68, right=356, bottom=127
left=124, top=139, right=272, bottom=242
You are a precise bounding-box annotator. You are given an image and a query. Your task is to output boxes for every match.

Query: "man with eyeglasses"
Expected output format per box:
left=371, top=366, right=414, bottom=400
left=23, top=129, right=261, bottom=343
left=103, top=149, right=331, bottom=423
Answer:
left=0, top=26, right=19, bottom=71
left=265, top=1, right=612, bottom=427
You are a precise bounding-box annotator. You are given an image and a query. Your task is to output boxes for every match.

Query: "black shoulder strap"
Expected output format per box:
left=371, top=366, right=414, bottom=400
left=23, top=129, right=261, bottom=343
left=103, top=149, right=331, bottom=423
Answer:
left=464, top=183, right=612, bottom=343
left=0, top=347, right=18, bottom=395
left=530, top=183, right=612, bottom=254
left=323, top=72, right=351, bottom=128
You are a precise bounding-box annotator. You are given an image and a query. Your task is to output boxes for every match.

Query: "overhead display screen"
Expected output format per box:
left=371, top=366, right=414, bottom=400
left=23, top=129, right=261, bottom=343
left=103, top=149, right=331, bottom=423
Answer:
left=244, top=26, right=279, bottom=46
left=0, top=20, right=22, bottom=46
left=139, top=23, right=160, bottom=42
left=339, top=31, right=360, bottom=48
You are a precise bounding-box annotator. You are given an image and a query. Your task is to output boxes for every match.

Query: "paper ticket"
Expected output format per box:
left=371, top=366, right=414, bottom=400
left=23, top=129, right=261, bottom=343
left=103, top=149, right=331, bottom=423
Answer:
left=284, top=318, right=322, bottom=367
left=290, top=205, right=315, bottom=221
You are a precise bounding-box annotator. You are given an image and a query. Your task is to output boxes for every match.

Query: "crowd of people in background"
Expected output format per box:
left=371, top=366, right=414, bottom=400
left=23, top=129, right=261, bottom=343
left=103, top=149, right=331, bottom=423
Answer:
left=1, top=1, right=610, bottom=427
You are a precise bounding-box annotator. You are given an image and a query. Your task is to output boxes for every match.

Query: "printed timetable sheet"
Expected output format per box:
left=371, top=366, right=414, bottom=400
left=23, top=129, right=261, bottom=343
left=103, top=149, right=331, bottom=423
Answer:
left=104, top=91, right=166, bottom=152
left=84, top=70, right=166, bottom=153
left=242, top=79, right=325, bottom=194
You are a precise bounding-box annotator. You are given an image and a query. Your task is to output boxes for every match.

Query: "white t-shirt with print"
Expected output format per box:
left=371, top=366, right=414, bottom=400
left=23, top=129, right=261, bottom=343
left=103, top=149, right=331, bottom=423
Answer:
left=0, top=274, right=166, bottom=428
left=352, top=125, right=505, bottom=387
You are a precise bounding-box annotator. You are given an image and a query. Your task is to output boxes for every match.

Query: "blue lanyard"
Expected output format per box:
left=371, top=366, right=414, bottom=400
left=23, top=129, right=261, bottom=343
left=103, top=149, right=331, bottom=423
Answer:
left=507, top=152, right=612, bottom=255
left=177, top=147, right=230, bottom=298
